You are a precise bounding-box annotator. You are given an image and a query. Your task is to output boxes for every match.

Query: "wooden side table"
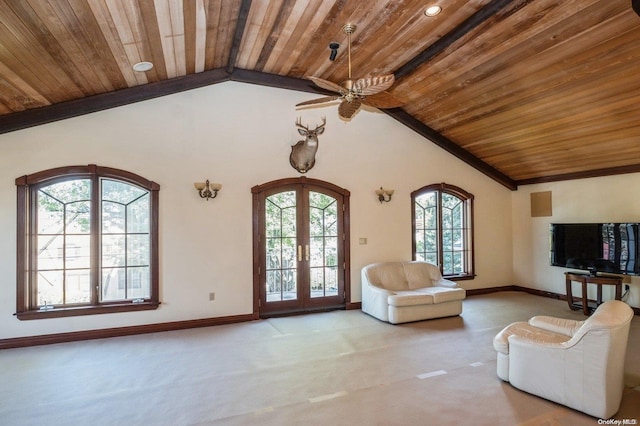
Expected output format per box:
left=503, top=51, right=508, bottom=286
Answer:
left=565, top=272, right=622, bottom=315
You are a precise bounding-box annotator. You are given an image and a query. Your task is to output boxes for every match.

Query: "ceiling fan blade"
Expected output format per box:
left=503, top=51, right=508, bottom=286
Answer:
left=307, top=76, right=345, bottom=94
left=338, top=99, right=362, bottom=120
left=353, top=74, right=395, bottom=95
left=362, top=91, right=404, bottom=109
left=296, top=96, right=340, bottom=107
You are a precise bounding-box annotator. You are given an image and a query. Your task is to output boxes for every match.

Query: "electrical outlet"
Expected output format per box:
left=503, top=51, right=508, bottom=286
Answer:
left=208, top=292, right=215, bottom=301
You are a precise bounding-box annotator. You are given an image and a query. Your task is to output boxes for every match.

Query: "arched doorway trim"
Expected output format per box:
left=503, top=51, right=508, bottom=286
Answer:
left=251, top=177, right=351, bottom=318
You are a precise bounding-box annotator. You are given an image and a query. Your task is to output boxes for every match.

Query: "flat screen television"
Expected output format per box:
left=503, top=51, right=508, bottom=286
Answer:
left=550, top=223, right=639, bottom=275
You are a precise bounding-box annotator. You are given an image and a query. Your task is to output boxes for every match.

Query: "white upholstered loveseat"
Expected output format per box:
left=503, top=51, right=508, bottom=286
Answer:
left=361, top=261, right=466, bottom=324
left=493, top=300, right=633, bottom=418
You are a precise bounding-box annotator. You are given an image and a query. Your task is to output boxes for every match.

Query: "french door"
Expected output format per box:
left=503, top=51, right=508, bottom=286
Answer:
left=252, top=178, right=350, bottom=317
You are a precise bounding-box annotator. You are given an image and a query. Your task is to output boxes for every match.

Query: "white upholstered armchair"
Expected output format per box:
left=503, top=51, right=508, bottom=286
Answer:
left=493, top=300, right=634, bottom=418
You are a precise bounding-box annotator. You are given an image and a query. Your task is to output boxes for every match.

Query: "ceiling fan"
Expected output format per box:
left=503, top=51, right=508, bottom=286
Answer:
left=296, top=23, right=403, bottom=120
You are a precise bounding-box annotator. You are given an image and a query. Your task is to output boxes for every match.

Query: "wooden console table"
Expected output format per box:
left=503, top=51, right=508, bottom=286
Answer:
left=564, top=272, right=622, bottom=315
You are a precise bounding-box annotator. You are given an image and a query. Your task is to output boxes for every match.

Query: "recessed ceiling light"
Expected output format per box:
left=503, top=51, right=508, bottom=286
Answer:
left=133, top=61, right=154, bottom=72
left=424, top=5, right=442, bottom=16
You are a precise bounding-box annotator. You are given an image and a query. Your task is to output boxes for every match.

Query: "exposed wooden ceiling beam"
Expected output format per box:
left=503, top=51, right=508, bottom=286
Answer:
left=384, top=108, right=517, bottom=190
left=226, top=0, right=253, bottom=73
left=0, top=68, right=324, bottom=136
left=255, top=0, right=297, bottom=71
left=386, top=0, right=527, bottom=190
left=394, top=0, right=524, bottom=80
left=0, top=68, right=230, bottom=135
left=516, top=164, right=640, bottom=186
left=230, top=69, right=331, bottom=94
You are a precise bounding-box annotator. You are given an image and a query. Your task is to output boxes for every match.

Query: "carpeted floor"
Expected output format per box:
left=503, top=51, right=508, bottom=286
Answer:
left=0, top=291, right=638, bottom=425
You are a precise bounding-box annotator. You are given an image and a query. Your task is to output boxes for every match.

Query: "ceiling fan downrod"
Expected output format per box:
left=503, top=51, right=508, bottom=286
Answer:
left=343, top=23, right=356, bottom=80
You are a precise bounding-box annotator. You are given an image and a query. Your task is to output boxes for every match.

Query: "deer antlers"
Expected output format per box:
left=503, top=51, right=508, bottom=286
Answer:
left=296, top=116, right=326, bottom=133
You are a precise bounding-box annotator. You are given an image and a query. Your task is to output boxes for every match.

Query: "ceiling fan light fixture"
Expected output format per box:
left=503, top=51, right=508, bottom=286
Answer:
left=424, top=5, right=442, bottom=16
left=133, top=61, right=154, bottom=72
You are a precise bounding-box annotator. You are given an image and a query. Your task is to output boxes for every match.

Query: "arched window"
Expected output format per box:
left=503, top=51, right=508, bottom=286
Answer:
left=15, top=165, right=160, bottom=319
left=411, top=183, right=475, bottom=280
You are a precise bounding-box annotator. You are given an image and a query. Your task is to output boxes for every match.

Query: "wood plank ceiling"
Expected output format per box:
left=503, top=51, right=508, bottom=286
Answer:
left=1, top=0, right=639, bottom=190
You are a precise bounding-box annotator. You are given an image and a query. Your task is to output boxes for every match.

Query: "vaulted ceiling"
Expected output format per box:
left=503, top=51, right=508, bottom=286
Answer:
left=1, top=0, right=639, bottom=190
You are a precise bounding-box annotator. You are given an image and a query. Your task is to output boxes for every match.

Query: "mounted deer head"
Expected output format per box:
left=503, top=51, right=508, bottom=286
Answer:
left=289, top=117, right=326, bottom=173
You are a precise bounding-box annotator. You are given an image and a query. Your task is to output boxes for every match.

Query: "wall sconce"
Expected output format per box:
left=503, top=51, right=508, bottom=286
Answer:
left=194, top=180, right=222, bottom=201
left=375, top=187, right=394, bottom=203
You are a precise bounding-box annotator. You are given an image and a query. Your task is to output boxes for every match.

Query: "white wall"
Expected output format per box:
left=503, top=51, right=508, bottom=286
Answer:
left=0, top=82, right=513, bottom=339
left=512, top=176, right=640, bottom=308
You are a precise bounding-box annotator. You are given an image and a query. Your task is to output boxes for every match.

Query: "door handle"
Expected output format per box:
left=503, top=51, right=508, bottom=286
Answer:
left=298, top=245, right=302, bottom=262
left=305, top=245, right=310, bottom=261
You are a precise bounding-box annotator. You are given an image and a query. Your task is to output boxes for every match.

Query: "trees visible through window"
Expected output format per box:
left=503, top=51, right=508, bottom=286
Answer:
left=263, top=189, right=340, bottom=303
left=16, top=165, right=160, bottom=319
left=252, top=177, right=349, bottom=318
left=265, top=190, right=298, bottom=302
left=412, top=183, right=475, bottom=279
